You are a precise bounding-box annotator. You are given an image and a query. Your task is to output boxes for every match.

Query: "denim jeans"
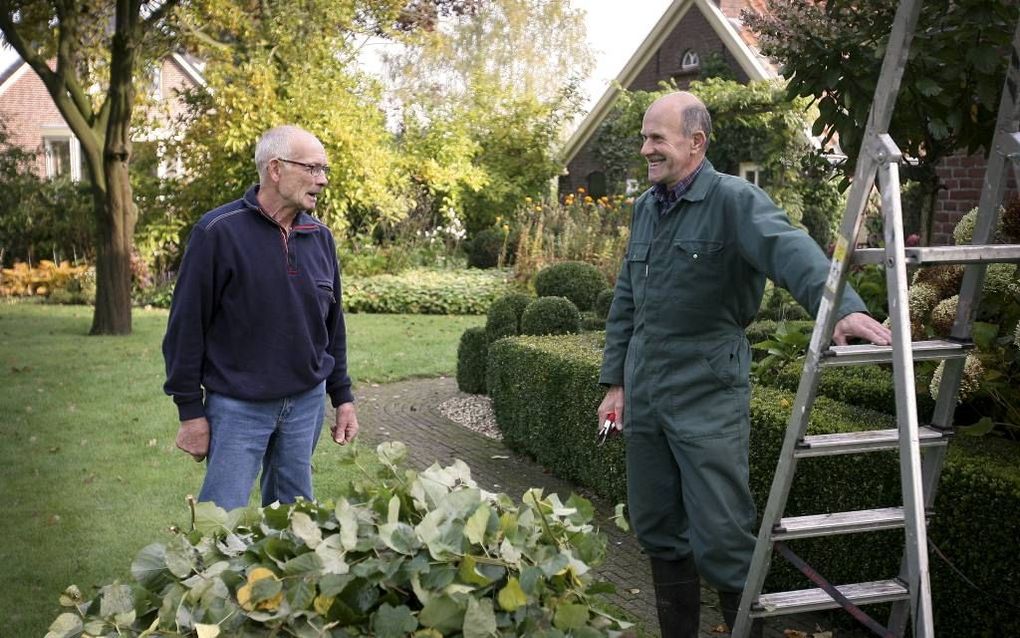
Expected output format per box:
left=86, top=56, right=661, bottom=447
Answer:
left=199, top=381, right=326, bottom=510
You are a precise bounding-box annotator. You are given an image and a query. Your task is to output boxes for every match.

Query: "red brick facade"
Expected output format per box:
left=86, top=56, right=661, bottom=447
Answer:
left=0, top=55, right=201, bottom=178
left=931, top=152, right=1018, bottom=245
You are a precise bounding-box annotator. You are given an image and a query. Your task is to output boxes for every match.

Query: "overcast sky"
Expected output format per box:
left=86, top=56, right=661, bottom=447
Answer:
left=1, top=0, right=674, bottom=114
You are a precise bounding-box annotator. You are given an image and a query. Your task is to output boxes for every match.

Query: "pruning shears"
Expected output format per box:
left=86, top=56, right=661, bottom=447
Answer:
left=597, top=411, right=618, bottom=446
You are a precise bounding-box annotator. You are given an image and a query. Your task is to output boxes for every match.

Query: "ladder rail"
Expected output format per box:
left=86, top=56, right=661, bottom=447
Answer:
left=877, top=140, right=935, bottom=637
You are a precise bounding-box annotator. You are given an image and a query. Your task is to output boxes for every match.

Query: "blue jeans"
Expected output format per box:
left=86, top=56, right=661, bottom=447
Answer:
left=199, top=381, right=326, bottom=510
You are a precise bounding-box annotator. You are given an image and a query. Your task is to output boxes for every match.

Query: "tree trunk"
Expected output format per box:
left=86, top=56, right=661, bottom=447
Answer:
left=89, top=12, right=139, bottom=335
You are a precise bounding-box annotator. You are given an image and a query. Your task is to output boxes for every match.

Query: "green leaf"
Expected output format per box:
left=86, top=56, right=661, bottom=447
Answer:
left=380, top=521, right=422, bottom=555
left=131, top=543, right=168, bottom=588
left=287, top=578, right=316, bottom=611
left=457, top=555, right=493, bottom=586
left=497, top=577, right=528, bottom=611
left=315, top=534, right=350, bottom=574
left=913, top=77, right=942, bottom=97
left=194, top=502, right=229, bottom=535
left=972, top=322, right=999, bottom=349
left=377, top=441, right=408, bottom=470
left=44, top=613, right=82, bottom=638
left=283, top=552, right=324, bottom=576
left=165, top=534, right=197, bottom=578
left=463, top=597, right=497, bottom=638
left=250, top=576, right=283, bottom=606
left=464, top=502, right=491, bottom=545
left=335, top=499, right=360, bottom=551
left=552, top=603, right=589, bottom=630
left=99, top=583, right=134, bottom=619
left=319, top=573, right=355, bottom=597
left=372, top=603, right=418, bottom=638
left=290, top=511, right=323, bottom=549
left=419, top=595, right=466, bottom=633
left=958, top=416, right=995, bottom=437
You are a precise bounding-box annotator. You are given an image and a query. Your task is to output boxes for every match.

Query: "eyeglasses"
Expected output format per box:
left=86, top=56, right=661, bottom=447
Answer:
left=277, top=158, right=330, bottom=177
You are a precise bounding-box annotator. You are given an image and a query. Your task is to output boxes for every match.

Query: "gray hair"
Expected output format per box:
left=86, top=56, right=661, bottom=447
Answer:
left=254, top=125, right=304, bottom=181
left=681, top=103, right=712, bottom=148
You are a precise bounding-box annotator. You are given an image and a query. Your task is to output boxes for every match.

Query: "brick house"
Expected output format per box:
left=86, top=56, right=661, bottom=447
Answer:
left=561, top=0, right=1014, bottom=245
left=560, top=0, right=775, bottom=199
left=0, top=52, right=204, bottom=181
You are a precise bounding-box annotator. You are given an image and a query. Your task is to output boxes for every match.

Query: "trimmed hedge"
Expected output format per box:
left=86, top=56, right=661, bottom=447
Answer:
left=456, top=326, right=488, bottom=394
left=520, top=296, right=581, bottom=336
left=343, top=268, right=513, bottom=314
left=533, top=261, right=608, bottom=311
left=485, top=292, right=533, bottom=342
left=757, top=282, right=811, bottom=321
left=769, top=360, right=937, bottom=418
left=594, top=288, right=615, bottom=320
left=465, top=227, right=507, bottom=268
left=487, top=332, right=1020, bottom=637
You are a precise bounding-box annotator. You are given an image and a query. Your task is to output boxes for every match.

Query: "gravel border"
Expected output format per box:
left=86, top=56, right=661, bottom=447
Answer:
left=438, top=394, right=502, bottom=440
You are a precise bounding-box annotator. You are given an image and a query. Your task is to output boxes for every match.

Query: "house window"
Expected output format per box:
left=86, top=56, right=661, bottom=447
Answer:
left=680, top=50, right=700, bottom=71
left=739, top=162, right=763, bottom=186
left=43, top=136, right=84, bottom=181
left=587, top=171, right=607, bottom=199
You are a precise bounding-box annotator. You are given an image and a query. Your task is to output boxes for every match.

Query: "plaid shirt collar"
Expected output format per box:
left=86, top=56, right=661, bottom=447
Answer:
left=652, top=159, right=706, bottom=209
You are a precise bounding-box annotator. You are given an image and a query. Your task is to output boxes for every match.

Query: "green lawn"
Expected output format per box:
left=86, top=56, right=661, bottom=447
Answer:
left=0, top=303, right=482, bottom=636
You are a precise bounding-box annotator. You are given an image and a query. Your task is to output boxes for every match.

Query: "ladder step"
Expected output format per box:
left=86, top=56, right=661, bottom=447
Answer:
left=821, top=339, right=970, bottom=366
left=773, top=507, right=904, bottom=540
left=752, top=579, right=909, bottom=617
left=853, top=244, right=1020, bottom=266
left=795, top=426, right=948, bottom=458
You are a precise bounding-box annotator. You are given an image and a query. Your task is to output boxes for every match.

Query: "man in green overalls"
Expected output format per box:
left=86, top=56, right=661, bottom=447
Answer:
left=598, top=92, right=891, bottom=637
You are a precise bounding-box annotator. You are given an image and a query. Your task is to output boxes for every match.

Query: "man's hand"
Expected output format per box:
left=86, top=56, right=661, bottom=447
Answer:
left=833, top=312, right=892, bottom=346
left=331, top=402, right=359, bottom=445
left=598, top=385, right=625, bottom=434
left=176, top=417, right=210, bottom=462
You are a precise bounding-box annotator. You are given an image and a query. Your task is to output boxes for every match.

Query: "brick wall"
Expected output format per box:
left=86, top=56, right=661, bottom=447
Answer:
left=563, top=7, right=749, bottom=195
left=932, top=152, right=1019, bottom=245
left=0, top=63, right=67, bottom=175
left=0, top=56, right=199, bottom=176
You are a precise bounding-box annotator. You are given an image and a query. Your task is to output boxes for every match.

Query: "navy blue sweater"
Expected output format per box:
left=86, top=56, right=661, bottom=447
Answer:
left=162, top=186, right=353, bottom=421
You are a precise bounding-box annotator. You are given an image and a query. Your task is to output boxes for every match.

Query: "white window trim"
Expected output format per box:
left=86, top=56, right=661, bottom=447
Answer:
left=42, top=134, right=83, bottom=181
left=680, top=50, right=700, bottom=71
left=739, top=161, right=762, bottom=186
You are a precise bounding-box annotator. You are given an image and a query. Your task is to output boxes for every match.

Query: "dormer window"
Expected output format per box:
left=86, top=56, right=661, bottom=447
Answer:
left=680, top=50, right=700, bottom=71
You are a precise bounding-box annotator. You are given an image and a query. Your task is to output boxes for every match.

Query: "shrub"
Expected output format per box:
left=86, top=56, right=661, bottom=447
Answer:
left=0, top=260, right=88, bottom=299
left=756, top=281, right=811, bottom=321
left=485, top=292, right=533, bottom=342
left=486, top=334, right=1020, bottom=637
left=343, top=268, right=513, bottom=315
left=47, top=442, right=634, bottom=637
left=456, top=327, right=488, bottom=394
left=594, top=288, right=615, bottom=320
left=520, top=296, right=581, bottom=336
left=745, top=320, right=814, bottom=361
left=533, top=261, right=608, bottom=312
left=580, top=311, right=605, bottom=332
left=465, top=227, right=508, bottom=269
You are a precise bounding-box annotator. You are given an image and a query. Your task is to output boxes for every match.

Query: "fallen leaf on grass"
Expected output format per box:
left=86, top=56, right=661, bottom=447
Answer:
left=626, top=588, right=641, bottom=595
left=48, top=446, right=60, bottom=454
left=47, top=514, right=61, bottom=525
left=491, top=455, right=510, bottom=460
left=147, top=438, right=158, bottom=447
left=711, top=623, right=729, bottom=634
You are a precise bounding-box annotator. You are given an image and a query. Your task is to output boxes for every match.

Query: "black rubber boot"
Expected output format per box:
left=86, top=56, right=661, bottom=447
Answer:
left=718, top=590, right=763, bottom=638
left=649, top=556, right=701, bottom=638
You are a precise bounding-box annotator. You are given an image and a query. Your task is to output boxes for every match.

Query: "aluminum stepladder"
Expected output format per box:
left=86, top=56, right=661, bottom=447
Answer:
left=731, top=1, right=1020, bottom=636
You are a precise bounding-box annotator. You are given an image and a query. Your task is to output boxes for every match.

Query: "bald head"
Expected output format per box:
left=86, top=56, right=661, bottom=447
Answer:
left=647, top=92, right=712, bottom=146
left=640, top=92, right=711, bottom=188
left=255, top=125, right=324, bottom=182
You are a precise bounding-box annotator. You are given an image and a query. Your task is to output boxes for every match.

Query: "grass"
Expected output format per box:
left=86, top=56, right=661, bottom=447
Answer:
left=0, top=303, right=482, bottom=636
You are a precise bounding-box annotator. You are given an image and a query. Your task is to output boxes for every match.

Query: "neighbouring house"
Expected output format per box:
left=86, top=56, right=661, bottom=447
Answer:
left=0, top=52, right=204, bottom=181
left=561, top=0, right=1015, bottom=245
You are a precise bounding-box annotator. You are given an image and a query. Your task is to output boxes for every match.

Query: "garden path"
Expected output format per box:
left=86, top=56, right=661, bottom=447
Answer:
left=341, top=376, right=870, bottom=638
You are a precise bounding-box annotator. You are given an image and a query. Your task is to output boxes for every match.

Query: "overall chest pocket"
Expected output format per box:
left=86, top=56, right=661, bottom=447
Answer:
left=670, top=239, right=724, bottom=305
left=627, top=242, right=650, bottom=307
left=314, top=279, right=336, bottom=318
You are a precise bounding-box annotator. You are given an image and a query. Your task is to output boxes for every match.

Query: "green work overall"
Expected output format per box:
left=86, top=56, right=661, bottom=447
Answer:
left=600, top=162, right=865, bottom=592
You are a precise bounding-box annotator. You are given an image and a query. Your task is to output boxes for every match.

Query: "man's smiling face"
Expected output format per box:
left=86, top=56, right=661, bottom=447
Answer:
left=640, top=97, right=700, bottom=189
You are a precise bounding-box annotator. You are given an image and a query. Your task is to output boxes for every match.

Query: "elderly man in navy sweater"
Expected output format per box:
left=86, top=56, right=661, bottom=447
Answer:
left=162, top=125, right=358, bottom=510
